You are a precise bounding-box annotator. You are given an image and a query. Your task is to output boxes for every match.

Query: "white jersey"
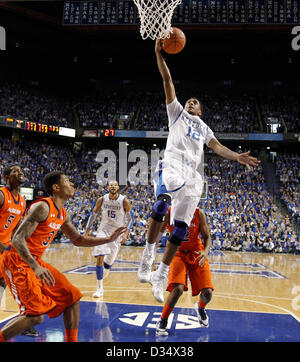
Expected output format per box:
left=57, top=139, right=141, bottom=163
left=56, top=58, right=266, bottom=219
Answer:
left=164, top=97, right=215, bottom=170
left=98, top=193, right=126, bottom=233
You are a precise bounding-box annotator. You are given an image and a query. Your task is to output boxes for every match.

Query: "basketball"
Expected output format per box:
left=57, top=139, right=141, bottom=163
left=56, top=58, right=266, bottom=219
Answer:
left=162, top=27, right=186, bottom=54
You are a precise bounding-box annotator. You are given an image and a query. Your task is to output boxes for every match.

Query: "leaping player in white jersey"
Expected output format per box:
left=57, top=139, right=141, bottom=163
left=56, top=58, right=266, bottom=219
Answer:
left=138, top=39, right=260, bottom=303
left=85, top=180, right=132, bottom=297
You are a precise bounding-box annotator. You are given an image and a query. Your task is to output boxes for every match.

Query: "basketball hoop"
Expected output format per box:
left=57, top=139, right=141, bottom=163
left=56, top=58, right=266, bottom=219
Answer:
left=133, top=0, right=182, bottom=40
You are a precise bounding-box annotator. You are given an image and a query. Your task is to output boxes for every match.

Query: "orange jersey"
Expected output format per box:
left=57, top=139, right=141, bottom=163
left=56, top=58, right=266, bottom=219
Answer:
left=21, top=197, right=66, bottom=258
left=166, top=206, right=214, bottom=295
left=167, top=206, right=203, bottom=252
left=0, top=186, right=26, bottom=246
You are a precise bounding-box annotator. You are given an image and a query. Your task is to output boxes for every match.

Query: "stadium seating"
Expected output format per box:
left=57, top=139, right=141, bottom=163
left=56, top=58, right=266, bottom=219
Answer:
left=1, top=81, right=299, bottom=133
left=1, top=135, right=298, bottom=253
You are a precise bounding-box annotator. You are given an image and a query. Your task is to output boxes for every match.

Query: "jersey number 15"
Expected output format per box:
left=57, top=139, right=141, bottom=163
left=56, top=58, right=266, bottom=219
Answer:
left=108, top=210, right=116, bottom=218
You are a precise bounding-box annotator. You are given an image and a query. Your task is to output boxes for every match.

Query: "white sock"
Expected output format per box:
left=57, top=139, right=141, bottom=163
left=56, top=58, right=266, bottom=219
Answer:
left=97, top=279, right=103, bottom=290
left=157, top=262, right=169, bottom=279
left=145, top=242, right=156, bottom=256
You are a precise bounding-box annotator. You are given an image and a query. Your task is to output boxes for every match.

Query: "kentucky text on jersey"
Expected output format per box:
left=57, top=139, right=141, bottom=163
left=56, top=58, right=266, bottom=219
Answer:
left=103, top=204, right=122, bottom=211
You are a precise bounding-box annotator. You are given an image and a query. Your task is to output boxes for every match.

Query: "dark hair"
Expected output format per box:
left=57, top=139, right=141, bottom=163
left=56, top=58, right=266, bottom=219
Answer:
left=43, top=171, right=64, bottom=196
left=3, top=164, right=21, bottom=179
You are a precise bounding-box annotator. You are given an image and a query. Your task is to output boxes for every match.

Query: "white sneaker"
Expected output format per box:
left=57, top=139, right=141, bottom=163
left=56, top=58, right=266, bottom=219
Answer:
left=137, top=251, right=154, bottom=283
left=194, top=302, right=209, bottom=328
left=150, top=271, right=166, bottom=303
left=93, top=288, right=104, bottom=298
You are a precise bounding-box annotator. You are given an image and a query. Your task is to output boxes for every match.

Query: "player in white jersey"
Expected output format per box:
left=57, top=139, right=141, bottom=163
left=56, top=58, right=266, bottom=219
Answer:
left=138, top=39, right=260, bottom=303
left=85, top=181, right=132, bottom=297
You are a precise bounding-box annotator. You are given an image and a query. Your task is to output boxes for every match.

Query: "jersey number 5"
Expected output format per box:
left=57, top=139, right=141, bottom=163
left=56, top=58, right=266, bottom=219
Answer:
left=42, top=230, right=56, bottom=247
left=4, top=215, right=15, bottom=229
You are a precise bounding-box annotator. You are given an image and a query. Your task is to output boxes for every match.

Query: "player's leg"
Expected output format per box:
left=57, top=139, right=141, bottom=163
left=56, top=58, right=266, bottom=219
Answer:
left=37, top=260, right=82, bottom=342
left=0, top=256, right=50, bottom=341
left=156, top=284, right=185, bottom=337
left=150, top=220, right=188, bottom=303
left=190, top=265, right=214, bottom=328
left=94, top=255, right=105, bottom=298
left=63, top=300, right=80, bottom=342
left=0, top=276, right=38, bottom=337
left=103, top=240, right=121, bottom=278
left=156, top=255, right=187, bottom=336
left=138, top=193, right=171, bottom=283
left=92, top=232, right=111, bottom=297
left=194, top=288, right=213, bottom=328
left=0, top=315, right=44, bottom=342
left=151, top=193, right=197, bottom=303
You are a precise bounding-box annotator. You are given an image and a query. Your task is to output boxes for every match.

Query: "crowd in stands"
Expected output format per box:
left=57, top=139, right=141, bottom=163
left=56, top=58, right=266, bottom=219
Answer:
left=74, top=89, right=138, bottom=129
left=135, top=91, right=168, bottom=131
left=258, top=94, right=300, bottom=133
left=0, top=82, right=75, bottom=128
left=192, top=92, right=260, bottom=133
left=201, top=158, right=299, bottom=254
left=276, top=152, right=300, bottom=226
left=1, top=135, right=298, bottom=254
left=1, top=81, right=299, bottom=133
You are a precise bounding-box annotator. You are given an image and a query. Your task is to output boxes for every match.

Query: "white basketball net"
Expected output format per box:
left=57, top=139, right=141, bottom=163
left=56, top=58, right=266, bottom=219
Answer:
left=133, top=0, right=182, bottom=40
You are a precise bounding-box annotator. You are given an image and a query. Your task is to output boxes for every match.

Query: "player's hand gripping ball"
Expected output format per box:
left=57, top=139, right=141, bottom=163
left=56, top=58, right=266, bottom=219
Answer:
left=162, top=27, right=186, bottom=54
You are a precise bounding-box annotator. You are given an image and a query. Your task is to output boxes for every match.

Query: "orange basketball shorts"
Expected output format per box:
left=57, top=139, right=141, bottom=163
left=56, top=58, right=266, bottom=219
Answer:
left=0, top=250, right=82, bottom=317
left=167, top=251, right=214, bottom=296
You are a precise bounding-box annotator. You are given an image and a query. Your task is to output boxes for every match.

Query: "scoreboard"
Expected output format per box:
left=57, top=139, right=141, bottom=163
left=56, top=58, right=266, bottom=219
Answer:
left=0, top=116, right=75, bottom=137
left=63, top=0, right=300, bottom=25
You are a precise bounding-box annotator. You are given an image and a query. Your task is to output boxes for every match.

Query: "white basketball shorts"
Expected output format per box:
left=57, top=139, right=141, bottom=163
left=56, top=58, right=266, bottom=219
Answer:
left=153, top=158, right=204, bottom=226
left=93, top=229, right=122, bottom=266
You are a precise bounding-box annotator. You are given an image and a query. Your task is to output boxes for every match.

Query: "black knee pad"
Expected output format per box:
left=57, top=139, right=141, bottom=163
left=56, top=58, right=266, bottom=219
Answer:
left=168, top=220, right=189, bottom=246
left=151, top=193, right=171, bottom=222
left=104, top=262, right=112, bottom=270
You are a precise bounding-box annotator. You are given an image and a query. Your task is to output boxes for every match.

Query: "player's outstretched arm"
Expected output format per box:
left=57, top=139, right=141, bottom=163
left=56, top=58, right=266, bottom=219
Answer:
left=155, top=39, right=176, bottom=104
left=208, top=138, right=260, bottom=170
left=84, top=197, right=103, bottom=235
left=61, top=213, right=127, bottom=247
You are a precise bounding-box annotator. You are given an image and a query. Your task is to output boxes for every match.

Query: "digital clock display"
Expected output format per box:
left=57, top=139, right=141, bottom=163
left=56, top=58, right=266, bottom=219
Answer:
left=0, top=117, right=75, bottom=137
left=104, top=129, right=115, bottom=137
left=26, top=121, right=59, bottom=134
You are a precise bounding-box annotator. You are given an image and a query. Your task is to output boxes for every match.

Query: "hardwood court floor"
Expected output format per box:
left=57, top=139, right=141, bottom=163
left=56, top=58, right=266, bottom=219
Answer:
left=1, top=244, right=300, bottom=342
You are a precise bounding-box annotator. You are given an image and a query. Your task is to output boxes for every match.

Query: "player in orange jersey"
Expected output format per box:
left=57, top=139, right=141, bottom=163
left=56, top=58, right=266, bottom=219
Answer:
left=0, top=164, right=26, bottom=296
left=155, top=206, right=214, bottom=337
left=0, top=164, right=39, bottom=337
left=0, top=171, right=127, bottom=342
